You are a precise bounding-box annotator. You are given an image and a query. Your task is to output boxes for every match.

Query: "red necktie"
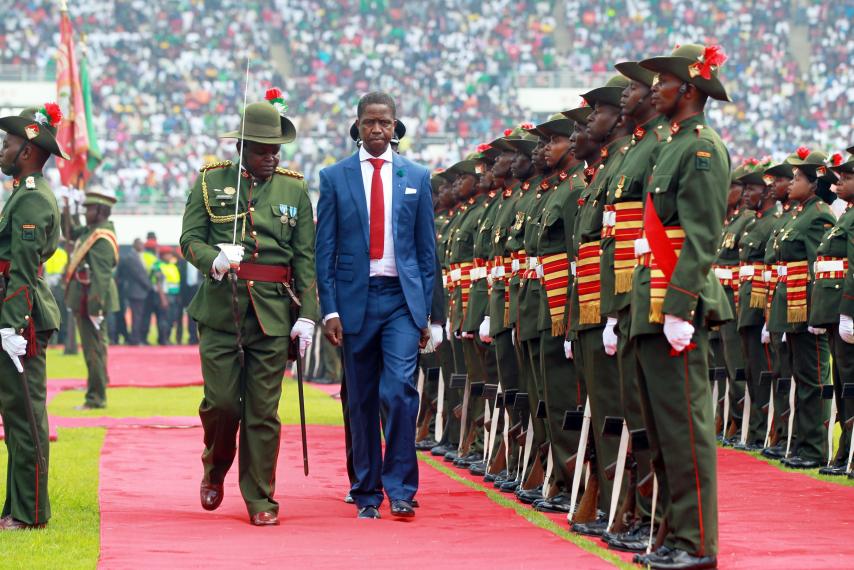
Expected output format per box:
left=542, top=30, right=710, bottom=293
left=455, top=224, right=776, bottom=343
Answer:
left=368, top=158, right=385, bottom=260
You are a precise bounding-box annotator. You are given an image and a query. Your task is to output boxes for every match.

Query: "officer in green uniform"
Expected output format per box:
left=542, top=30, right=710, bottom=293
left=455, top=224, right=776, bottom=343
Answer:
left=734, top=161, right=778, bottom=450
left=485, top=130, right=536, bottom=486
left=630, top=45, right=733, bottom=569
left=499, top=136, right=546, bottom=494
left=760, top=155, right=799, bottom=458
left=833, top=147, right=854, bottom=478
left=599, top=61, right=667, bottom=552
left=767, top=151, right=835, bottom=470
left=180, top=93, right=319, bottom=526
left=529, top=113, right=587, bottom=514
left=0, top=104, right=65, bottom=529
left=812, top=150, right=854, bottom=475
left=568, top=76, right=635, bottom=531
left=713, top=170, right=753, bottom=442
left=64, top=189, right=120, bottom=410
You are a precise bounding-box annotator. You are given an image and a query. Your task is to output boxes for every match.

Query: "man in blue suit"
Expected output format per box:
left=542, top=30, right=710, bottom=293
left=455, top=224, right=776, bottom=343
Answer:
left=316, top=92, right=435, bottom=519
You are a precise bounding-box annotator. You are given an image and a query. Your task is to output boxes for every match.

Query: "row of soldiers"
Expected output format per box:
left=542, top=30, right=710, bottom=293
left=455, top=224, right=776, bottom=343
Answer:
left=414, top=44, right=853, bottom=570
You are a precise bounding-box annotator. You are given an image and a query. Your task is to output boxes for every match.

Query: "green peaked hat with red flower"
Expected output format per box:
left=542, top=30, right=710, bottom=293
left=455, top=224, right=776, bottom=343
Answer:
left=640, top=44, right=731, bottom=102
left=0, top=103, right=69, bottom=159
left=220, top=87, right=296, bottom=144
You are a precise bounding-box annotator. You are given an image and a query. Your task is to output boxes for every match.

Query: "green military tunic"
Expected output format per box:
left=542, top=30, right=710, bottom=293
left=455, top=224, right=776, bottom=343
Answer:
left=736, top=208, right=778, bottom=444
left=0, top=173, right=61, bottom=525
left=628, top=113, right=731, bottom=557
left=66, top=220, right=119, bottom=408
left=767, top=195, right=834, bottom=462
left=180, top=160, right=318, bottom=516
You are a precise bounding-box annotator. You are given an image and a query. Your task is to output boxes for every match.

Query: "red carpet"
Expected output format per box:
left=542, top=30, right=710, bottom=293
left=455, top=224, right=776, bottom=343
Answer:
left=97, top=425, right=613, bottom=569
left=47, top=345, right=203, bottom=387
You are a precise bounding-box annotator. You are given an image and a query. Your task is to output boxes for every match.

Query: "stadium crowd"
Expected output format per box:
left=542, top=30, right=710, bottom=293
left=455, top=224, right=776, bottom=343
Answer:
left=1, top=0, right=851, bottom=210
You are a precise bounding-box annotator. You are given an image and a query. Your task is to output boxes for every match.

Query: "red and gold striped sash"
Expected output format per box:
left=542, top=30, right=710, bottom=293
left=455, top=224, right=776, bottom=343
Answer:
left=713, top=264, right=739, bottom=310
left=814, top=256, right=848, bottom=281
left=576, top=241, right=603, bottom=325
left=458, top=261, right=474, bottom=317
left=638, top=227, right=685, bottom=324
left=540, top=252, right=570, bottom=335
left=784, top=260, right=808, bottom=323
left=613, top=201, right=643, bottom=293
left=745, top=262, right=769, bottom=309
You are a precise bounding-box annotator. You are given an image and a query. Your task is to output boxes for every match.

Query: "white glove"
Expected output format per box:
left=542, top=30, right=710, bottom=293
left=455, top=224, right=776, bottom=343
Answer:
left=602, top=317, right=618, bottom=356
left=289, top=317, right=315, bottom=358
left=840, top=315, right=854, bottom=344
left=461, top=331, right=475, bottom=339
left=1, top=328, right=26, bottom=373
left=663, top=314, right=695, bottom=353
left=212, top=244, right=245, bottom=281
left=760, top=323, right=770, bottom=344
left=511, top=328, right=516, bottom=346
left=479, top=317, right=493, bottom=344
left=564, top=340, right=573, bottom=360
left=429, top=323, right=444, bottom=349
left=781, top=333, right=787, bottom=343
left=90, top=315, right=104, bottom=331
left=807, top=326, right=826, bottom=335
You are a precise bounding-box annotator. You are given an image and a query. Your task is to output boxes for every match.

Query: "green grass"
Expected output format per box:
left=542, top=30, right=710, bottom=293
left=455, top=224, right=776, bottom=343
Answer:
left=46, top=348, right=88, bottom=380
left=0, top=428, right=103, bottom=570
left=48, top=380, right=344, bottom=426
left=421, top=455, right=634, bottom=569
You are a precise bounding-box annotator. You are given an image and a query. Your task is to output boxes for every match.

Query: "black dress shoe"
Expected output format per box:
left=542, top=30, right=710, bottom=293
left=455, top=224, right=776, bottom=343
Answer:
left=430, top=444, right=452, bottom=456
left=416, top=438, right=438, bottom=451
left=648, top=548, right=716, bottom=569
left=818, top=464, right=848, bottom=476
left=499, top=479, right=520, bottom=493
left=469, top=461, right=487, bottom=476
left=200, top=481, right=224, bottom=511
left=390, top=500, right=415, bottom=518
left=344, top=492, right=355, bottom=504
left=443, top=451, right=459, bottom=463
left=604, top=524, right=651, bottom=553
left=411, top=499, right=420, bottom=508
left=786, top=456, right=820, bottom=469
left=761, top=445, right=785, bottom=459
left=534, top=493, right=573, bottom=513
left=634, top=545, right=673, bottom=565
left=516, top=487, right=543, bottom=504
left=357, top=506, right=381, bottom=519
left=571, top=515, right=608, bottom=536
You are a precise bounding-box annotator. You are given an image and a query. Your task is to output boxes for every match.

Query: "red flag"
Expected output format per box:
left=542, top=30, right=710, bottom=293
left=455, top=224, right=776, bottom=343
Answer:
left=55, top=8, right=90, bottom=186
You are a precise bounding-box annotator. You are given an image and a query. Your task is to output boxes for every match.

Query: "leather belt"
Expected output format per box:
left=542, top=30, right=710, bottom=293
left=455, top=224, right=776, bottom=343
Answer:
left=236, top=262, right=292, bottom=283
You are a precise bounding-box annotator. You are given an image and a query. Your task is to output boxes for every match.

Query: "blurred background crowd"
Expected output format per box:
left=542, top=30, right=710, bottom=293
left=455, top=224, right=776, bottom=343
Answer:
left=1, top=0, right=852, bottom=213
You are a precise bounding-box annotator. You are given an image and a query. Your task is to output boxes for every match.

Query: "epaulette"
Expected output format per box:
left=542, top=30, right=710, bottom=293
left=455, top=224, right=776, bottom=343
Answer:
left=199, top=160, right=232, bottom=173
left=276, top=167, right=304, bottom=180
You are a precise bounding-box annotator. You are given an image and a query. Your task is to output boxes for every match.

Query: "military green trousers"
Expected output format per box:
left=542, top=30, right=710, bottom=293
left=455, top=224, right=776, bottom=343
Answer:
left=576, top=327, right=620, bottom=510
left=635, top=329, right=717, bottom=557
left=539, top=333, right=582, bottom=491
left=829, top=327, right=854, bottom=462
left=198, top=313, right=289, bottom=516
left=0, top=330, right=52, bottom=525
left=493, top=330, right=520, bottom=473
left=616, top=309, right=653, bottom=520
left=77, top=312, right=109, bottom=408
left=718, top=303, right=745, bottom=426
left=738, top=325, right=773, bottom=444
left=769, top=332, right=793, bottom=444
left=787, top=331, right=831, bottom=462
left=522, top=337, right=548, bottom=482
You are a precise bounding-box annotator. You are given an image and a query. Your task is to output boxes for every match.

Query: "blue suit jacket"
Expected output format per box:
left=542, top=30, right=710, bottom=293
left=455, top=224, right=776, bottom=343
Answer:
left=315, top=152, right=436, bottom=334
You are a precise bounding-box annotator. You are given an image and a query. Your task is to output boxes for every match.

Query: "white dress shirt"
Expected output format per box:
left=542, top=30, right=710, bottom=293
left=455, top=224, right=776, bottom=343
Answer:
left=359, top=145, right=398, bottom=278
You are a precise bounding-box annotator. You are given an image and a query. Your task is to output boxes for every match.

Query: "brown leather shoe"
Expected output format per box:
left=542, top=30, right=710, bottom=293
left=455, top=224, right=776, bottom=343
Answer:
left=200, top=481, right=224, bottom=511
left=0, top=515, right=47, bottom=530
left=250, top=511, right=279, bottom=526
